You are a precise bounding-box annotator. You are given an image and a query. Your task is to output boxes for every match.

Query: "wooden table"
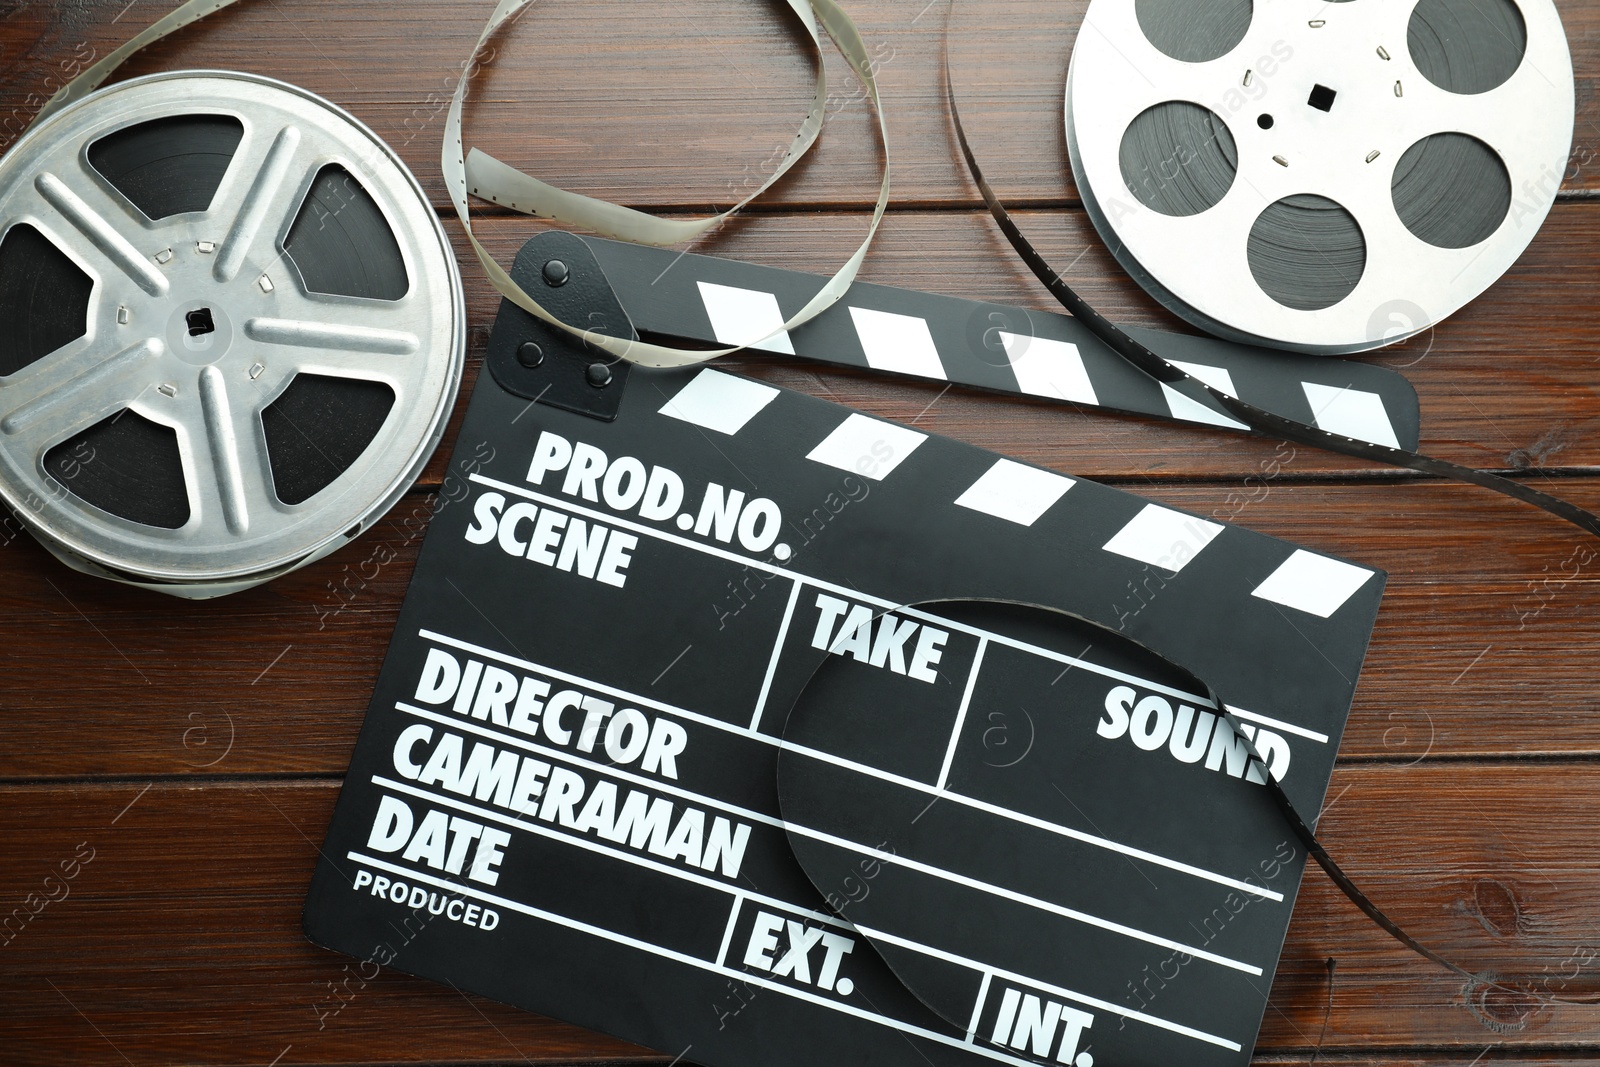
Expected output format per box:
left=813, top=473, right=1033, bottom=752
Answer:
left=5, top=0, right=1600, bottom=1063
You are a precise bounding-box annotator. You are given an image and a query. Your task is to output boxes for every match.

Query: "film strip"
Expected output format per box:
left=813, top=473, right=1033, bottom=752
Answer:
left=584, top=235, right=1419, bottom=448
left=944, top=0, right=1600, bottom=1008
left=445, top=0, right=895, bottom=369
left=948, top=15, right=1600, bottom=541
left=775, top=599, right=1314, bottom=1067
left=305, top=235, right=1386, bottom=1067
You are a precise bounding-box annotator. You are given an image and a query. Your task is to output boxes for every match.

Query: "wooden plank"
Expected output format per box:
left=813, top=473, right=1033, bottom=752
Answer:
left=1282, top=761, right=1600, bottom=1049
left=3, top=773, right=1600, bottom=1062
left=3, top=0, right=1599, bottom=208
left=1, top=479, right=1599, bottom=779
left=0, top=781, right=656, bottom=1066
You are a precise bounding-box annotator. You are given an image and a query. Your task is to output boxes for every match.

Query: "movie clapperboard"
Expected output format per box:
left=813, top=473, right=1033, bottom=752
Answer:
left=305, top=234, right=1387, bottom=1067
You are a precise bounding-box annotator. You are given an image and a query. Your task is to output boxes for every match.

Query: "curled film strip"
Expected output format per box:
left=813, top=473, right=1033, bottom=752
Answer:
left=943, top=0, right=1599, bottom=1014
left=443, top=0, right=893, bottom=370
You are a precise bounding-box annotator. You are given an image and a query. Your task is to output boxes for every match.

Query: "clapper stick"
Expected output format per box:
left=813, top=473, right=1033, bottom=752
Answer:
left=580, top=235, right=1420, bottom=451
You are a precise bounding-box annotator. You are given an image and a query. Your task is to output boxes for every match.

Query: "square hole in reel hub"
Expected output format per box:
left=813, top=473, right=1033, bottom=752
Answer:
left=185, top=308, right=216, bottom=337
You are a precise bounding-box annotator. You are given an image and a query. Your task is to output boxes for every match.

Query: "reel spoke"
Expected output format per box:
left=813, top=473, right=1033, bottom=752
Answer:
left=191, top=364, right=266, bottom=535
left=242, top=313, right=418, bottom=357
left=34, top=170, right=168, bottom=297
left=213, top=123, right=310, bottom=285
left=0, top=336, right=163, bottom=458
left=256, top=350, right=402, bottom=396
left=245, top=286, right=422, bottom=389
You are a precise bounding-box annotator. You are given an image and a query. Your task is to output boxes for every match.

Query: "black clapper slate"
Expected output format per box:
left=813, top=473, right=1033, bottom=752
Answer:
left=304, top=236, right=1385, bottom=1067
left=581, top=235, right=1422, bottom=451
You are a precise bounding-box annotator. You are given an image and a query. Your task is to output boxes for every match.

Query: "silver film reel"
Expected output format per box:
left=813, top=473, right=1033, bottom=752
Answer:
left=0, top=71, right=465, bottom=596
left=1066, top=0, right=1574, bottom=354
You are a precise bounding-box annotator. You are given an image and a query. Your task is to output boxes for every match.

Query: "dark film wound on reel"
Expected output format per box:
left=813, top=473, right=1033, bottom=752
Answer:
left=7, top=117, right=406, bottom=529
left=0, top=72, right=465, bottom=596
left=1069, top=0, right=1570, bottom=353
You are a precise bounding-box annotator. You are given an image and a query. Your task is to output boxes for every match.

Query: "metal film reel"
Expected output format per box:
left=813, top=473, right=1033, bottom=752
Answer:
left=1066, top=0, right=1574, bottom=354
left=0, top=71, right=465, bottom=596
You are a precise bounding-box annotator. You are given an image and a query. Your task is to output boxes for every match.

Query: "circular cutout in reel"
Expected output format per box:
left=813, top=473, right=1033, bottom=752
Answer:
left=0, top=71, right=465, bottom=595
left=1066, top=0, right=1573, bottom=354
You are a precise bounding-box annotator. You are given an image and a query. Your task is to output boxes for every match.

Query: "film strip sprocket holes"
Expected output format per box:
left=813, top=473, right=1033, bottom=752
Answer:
left=582, top=236, right=1419, bottom=450
left=306, top=335, right=1385, bottom=1066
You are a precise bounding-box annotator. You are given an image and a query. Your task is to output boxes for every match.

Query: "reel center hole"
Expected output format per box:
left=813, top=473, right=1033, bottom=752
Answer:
left=171, top=302, right=231, bottom=362
left=1308, top=84, right=1337, bottom=112
left=186, top=307, right=216, bottom=337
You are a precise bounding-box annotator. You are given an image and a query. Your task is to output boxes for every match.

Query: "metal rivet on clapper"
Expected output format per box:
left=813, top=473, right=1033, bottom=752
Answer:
left=517, top=341, right=544, bottom=368
left=542, top=259, right=570, bottom=287
left=586, top=362, right=612, bottom=388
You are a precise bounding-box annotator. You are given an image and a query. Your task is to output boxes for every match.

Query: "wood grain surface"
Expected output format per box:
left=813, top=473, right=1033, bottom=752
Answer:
left=3, top=1, right=1600, bottom=1065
